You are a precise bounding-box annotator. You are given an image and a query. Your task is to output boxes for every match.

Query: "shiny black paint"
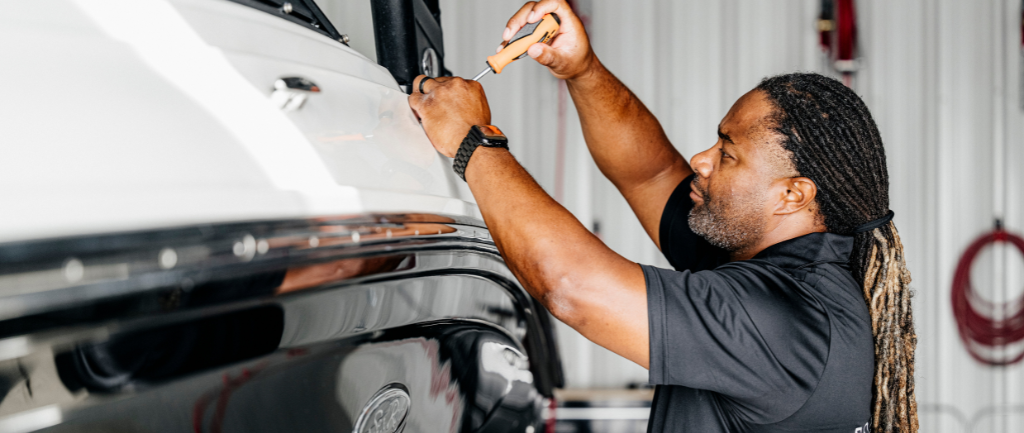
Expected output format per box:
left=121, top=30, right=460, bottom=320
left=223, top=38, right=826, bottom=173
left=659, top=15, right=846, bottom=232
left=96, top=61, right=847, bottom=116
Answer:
left=0, top=214, right=562, bottom=432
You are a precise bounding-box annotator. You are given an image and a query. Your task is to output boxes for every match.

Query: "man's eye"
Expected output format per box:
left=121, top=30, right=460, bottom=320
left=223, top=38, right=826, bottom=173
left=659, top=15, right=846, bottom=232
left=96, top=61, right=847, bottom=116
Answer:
left=719, top=148, right=732, bottom=159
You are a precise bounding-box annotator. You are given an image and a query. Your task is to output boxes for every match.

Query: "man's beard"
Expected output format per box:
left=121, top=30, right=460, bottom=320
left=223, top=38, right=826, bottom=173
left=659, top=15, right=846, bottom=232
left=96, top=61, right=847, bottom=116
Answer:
left=688, top=178, right=768, bottom=253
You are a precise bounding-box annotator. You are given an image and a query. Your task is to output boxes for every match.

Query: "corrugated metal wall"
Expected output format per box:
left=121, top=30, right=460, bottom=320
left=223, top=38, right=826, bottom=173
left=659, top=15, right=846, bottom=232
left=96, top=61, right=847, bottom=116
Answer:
left=322, top=1, right=1024, bottom=431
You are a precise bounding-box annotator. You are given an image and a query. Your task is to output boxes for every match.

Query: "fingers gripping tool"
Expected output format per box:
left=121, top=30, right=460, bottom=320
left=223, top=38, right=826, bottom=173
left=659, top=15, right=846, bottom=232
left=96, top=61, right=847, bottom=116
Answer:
left=472, top=13, right=561, bottom=81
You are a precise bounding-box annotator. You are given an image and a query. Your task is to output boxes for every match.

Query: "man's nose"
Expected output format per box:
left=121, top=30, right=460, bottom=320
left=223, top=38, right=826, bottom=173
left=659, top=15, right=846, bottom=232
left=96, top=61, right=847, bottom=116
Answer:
left=690, top=146, right=716, bottom=179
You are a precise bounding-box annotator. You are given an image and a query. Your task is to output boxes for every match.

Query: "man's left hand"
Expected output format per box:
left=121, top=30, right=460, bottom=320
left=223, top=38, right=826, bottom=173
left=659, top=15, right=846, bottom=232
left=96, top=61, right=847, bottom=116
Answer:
left=408, top=75, right=492, bottom=158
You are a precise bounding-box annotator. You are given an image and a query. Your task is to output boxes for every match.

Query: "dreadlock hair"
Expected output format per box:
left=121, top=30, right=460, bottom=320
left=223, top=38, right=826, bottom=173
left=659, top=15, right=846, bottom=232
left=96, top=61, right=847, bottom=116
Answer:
left=756, top=73, right=917, bottom=433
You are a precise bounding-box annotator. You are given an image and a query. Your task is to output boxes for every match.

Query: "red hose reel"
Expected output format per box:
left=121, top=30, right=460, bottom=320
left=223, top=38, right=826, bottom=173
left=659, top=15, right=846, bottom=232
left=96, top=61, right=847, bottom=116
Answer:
left=951, top=224, right=1024, bottom=366
left=818, top=0, right=858, bottom=86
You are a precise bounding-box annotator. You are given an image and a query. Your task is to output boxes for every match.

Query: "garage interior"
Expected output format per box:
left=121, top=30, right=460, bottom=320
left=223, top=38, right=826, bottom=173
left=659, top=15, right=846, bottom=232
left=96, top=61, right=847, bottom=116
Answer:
left=1, top=0, right=1022, bottom=432
left=317, top=0, right=1024, bottom=432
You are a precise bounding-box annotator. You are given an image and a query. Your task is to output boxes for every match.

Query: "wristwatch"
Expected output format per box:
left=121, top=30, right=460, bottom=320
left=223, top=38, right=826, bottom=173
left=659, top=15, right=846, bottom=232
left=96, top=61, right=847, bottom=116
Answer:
left=453, top=125, right=509, bottom=181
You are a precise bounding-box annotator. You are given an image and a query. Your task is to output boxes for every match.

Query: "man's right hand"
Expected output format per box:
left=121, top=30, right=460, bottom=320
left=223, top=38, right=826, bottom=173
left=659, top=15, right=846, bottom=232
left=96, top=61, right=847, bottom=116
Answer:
left=505, top=2, right=690, bottom=252
left=502, top=0, right=595, bottom=80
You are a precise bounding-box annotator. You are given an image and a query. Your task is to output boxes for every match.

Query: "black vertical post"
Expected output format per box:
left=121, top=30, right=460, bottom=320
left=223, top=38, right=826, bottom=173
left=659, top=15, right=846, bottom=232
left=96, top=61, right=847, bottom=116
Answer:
left=370, top=0, right=448, bottom=93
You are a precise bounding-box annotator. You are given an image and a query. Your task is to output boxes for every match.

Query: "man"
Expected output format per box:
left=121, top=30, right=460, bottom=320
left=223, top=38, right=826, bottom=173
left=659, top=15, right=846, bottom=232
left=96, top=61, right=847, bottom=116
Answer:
left=408, top=1, right=917, bottom=432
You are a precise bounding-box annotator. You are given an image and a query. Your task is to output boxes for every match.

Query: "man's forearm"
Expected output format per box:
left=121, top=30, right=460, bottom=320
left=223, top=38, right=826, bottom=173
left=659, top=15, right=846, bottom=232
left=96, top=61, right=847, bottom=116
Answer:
left=464, top=147, right=616, bottom=301
left=463, top=146, right=650, bottom=366
left=566, top=59, right=690, bottom=191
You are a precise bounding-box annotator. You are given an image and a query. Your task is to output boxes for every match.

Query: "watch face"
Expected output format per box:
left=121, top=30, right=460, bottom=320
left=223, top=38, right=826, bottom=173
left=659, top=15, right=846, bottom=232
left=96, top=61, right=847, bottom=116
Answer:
left=475, top=125, right=506, bottom=141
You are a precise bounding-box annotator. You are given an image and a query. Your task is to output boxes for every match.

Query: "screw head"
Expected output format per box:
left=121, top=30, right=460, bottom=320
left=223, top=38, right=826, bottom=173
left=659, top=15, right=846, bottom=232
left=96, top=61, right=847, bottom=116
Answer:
left=63, top=258, right=84, bottom=283
left=420, top=47, right=439, bottom=77
left=281, top=2, right=293, bottom=14
left=159, top=248, right=178, bottom=269
left=340, top=34, right=350, bottom=44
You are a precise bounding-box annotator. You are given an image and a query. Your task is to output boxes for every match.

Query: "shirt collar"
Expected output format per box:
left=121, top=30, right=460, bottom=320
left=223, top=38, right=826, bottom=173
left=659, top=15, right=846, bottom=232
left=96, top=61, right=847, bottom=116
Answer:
left=750, top=232, right=853, bottom=269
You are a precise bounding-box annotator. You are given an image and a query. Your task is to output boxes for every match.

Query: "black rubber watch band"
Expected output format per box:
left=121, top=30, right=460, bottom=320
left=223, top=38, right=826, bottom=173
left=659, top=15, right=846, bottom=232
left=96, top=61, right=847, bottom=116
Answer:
left=453, top=126, right=508, bottom=181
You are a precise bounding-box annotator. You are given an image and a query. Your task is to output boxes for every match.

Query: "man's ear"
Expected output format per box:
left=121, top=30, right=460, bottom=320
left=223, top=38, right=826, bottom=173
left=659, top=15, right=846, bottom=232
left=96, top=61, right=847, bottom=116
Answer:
left=774, top=177, right=817, bottom=215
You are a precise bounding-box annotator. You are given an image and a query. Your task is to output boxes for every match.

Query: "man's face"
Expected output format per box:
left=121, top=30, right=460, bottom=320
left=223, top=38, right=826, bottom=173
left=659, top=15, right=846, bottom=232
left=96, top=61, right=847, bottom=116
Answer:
left=688, top=90, right=796, bottom=253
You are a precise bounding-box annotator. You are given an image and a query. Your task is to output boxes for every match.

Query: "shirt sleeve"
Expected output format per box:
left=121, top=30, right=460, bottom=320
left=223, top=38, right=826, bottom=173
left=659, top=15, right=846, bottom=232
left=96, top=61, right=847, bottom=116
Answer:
left=659, top=175, right=728, bottom=272
left=643, top=263, right=830, bottom=423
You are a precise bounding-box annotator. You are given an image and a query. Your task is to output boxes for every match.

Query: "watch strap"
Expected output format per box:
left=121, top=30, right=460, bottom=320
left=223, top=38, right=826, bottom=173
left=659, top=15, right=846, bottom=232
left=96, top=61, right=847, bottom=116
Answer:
left=452, top=134, right=477, bottom=181
left=453, top=127, right=508, bottom=181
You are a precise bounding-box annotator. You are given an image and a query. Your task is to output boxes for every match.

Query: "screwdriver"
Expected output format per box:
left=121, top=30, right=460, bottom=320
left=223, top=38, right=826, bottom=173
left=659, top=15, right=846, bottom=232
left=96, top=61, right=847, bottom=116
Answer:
left=471, top=13, right=561, bottom=81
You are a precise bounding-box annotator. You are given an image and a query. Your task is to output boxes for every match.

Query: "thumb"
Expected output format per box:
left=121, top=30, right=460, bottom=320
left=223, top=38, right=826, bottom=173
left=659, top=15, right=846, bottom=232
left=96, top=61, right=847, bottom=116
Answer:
left=528, top=43, right=559, bottom=68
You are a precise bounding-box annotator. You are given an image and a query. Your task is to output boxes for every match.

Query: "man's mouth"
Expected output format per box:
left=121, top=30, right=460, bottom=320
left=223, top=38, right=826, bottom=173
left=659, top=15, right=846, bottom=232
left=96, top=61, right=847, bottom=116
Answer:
left=690, top=179, right=706, bottom=202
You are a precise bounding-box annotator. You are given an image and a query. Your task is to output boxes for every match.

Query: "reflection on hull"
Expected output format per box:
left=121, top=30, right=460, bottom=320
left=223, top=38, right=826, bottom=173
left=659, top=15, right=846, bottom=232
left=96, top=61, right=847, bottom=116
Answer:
left=0, top=214, right=563, bottom=432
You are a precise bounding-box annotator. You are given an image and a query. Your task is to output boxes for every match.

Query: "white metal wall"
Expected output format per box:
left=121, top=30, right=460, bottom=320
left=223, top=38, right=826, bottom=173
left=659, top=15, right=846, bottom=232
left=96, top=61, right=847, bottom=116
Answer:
left=321, top=1, right=1024, bottom=431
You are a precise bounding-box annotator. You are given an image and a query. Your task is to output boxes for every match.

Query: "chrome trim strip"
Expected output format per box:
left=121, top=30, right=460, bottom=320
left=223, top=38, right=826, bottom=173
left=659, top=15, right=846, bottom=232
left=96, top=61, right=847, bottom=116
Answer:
left=0, top=213, right=492, bottom=321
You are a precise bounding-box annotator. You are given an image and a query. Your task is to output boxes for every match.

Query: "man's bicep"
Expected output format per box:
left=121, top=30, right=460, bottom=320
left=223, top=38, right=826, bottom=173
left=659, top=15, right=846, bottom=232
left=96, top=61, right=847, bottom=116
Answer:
left=621, top=163, right=692, bottom=251
left=559, top=260, right=651, bottom=369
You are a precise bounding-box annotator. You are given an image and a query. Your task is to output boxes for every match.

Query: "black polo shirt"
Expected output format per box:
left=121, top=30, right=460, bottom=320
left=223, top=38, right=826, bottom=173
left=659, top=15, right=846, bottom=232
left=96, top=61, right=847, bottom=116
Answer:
left=642, top=176, right=874, bottom=432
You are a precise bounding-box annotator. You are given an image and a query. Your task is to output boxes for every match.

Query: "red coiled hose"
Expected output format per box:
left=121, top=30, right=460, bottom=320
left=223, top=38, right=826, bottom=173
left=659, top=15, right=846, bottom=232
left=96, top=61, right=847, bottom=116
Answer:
left=951, top=228, right=1024, bottom=365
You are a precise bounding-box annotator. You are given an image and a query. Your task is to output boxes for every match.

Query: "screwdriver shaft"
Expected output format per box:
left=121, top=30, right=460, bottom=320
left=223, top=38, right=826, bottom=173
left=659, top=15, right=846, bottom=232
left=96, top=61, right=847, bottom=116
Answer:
left=471, top=66, right=492, bottom=82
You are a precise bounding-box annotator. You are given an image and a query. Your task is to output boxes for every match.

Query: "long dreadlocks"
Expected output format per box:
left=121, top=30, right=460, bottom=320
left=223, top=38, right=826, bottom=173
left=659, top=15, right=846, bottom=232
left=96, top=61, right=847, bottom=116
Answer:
left=757, top=73, right=917, bottom=433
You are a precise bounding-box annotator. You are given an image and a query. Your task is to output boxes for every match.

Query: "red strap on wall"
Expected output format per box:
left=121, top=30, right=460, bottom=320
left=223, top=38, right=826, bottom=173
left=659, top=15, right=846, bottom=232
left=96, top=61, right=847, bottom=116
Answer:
left=818, top=0, right=858, bottom=83
left=835, top=0, right=857, bottom=62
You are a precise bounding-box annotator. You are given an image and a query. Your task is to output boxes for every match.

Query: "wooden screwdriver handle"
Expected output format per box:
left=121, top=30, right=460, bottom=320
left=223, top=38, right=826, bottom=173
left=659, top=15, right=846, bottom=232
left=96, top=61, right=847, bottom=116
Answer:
left=486, top=13, right=561, bottom=74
